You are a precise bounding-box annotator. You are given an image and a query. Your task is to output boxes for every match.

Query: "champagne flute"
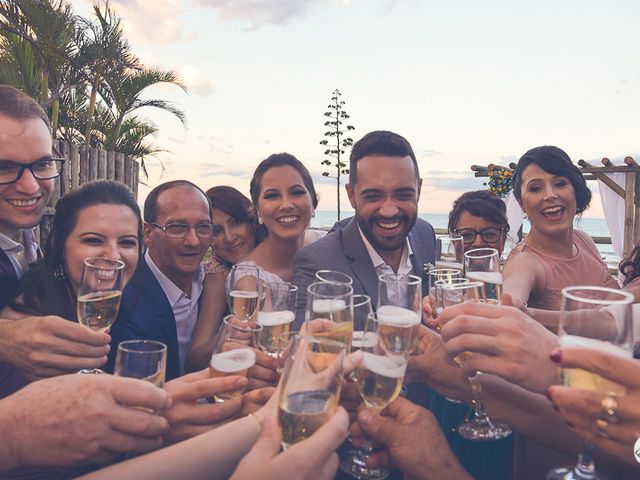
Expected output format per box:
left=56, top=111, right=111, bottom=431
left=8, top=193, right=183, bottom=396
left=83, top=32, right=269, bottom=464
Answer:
left=464, top=248, right=503, bottom=301
left=257, top=282, right=297, bottom=357
left=77, top=256, right=125, bottom=374
left=114, top=340, right=167, bottom=388
left=305, top=281, right=354, bottom=349
left=427, top=268, right=462, bottom=320
left=341, top=312, right=410, bottom=480
left=546, top=286, right=634, bottom=480
left=376, top=274, right=422, bottom=354
left=434, top=278, right=470, bottom=319
left=209, top=315, right=261, bottom=402
left=350, top=295, right=374, bottom=351
left=278, top=334, right=346, bottom=450
left=441, top=281, right=512, bottom=440
left=315, top=269, right=353, bottom=285
left=435, top=235, right=464, bottom=272
left=228, top=263, right=261, bottom=321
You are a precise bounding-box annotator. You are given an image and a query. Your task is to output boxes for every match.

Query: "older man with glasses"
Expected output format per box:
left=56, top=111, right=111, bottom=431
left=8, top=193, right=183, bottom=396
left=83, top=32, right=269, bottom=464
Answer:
left=106, top=180, right=214, bottom=380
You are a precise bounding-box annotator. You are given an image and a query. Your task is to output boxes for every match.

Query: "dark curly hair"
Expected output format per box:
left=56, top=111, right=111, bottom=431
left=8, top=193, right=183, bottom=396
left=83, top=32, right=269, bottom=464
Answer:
left=512, top=146, right=591, bottom=214
left=448, top=190, right=509, bottom=234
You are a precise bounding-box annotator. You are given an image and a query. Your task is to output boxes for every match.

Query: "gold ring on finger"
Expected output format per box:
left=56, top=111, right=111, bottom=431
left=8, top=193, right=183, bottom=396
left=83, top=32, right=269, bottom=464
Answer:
left=601, top=394, right=619, bottom=424
left=596, top=418, right=609, bottom=438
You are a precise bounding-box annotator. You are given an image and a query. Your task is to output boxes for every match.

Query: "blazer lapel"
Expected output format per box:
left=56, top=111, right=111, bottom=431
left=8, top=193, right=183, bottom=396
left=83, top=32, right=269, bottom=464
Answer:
left=341, top=219, right=380, bottom=307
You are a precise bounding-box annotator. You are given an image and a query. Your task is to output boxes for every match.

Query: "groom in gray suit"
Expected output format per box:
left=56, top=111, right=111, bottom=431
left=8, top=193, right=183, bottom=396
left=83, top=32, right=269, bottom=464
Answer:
left=292, top=130, right=436, bottom=328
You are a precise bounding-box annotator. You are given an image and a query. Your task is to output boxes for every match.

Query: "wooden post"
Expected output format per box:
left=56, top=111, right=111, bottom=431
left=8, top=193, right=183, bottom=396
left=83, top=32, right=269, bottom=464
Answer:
left=624, top=171, right=635, bottom=256
left=124, top=156, right=132, bottom=188
left=115, top=153, right=125, bottom=181
left=132, top=159, right=139, bottom=199
left=98, top=148, right=107, bottom=180
left=107, top=151, right=115, bottom=180
left=635, top=172, right=640, bottom=250
left=79, top=146, right=89, bottom=186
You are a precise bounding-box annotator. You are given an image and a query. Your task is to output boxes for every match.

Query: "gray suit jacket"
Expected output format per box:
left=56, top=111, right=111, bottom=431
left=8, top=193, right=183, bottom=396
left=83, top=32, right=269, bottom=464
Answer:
left=292, top=217, right=436, bottom=328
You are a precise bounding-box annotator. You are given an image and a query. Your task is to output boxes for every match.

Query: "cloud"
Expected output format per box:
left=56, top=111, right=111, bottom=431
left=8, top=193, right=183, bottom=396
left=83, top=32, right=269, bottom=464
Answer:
left=193, top=0, right=346, bottom=28
left=421, top=149, right=443, bottom=157
left=106, top=0, right=181, bottom=45
left=180, top=65, right=216, bottom=96
left=423, top=170, right=486, bottom=192
left=199, top=162, right=252, bottom=178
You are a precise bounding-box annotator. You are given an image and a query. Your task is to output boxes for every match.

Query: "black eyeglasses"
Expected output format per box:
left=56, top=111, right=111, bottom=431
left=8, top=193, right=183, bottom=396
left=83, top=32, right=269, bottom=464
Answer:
left=148, top=222, right=214, bottom=239
left=0, top=157, right=65, bottom=185
left=453, top=227, right=507, bottom=245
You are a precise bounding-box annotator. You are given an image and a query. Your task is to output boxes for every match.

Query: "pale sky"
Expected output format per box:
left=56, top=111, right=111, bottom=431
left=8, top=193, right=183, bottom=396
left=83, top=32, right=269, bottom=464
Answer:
left=70, top=0, right=640, bottom=218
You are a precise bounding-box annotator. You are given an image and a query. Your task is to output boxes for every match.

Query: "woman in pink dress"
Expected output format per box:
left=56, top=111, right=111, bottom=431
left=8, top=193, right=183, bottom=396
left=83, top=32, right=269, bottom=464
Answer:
left=503, top=145, right=618, bottom=313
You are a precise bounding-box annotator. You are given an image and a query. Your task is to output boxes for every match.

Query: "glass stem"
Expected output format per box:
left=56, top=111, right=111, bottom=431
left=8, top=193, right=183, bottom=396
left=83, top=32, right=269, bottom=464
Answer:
left=468, top=372, right=493, bottom=426
left=573, top=439, right=596, bottom=479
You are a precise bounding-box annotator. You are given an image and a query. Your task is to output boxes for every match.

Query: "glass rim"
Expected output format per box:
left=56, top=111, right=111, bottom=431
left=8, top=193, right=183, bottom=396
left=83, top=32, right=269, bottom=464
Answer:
left=429, top=268, right=461, bottom=277
left=117, top=339, right=167, bottom=353
left=434, top=278, right=470, bottom=287
left=377, top=273, right=422, bottom=286
left=463, top=247, right=499, bottom=259
left=368, top=311, right=419, bottom=329
left=290, top=332, right=348, bottom=351
left=83, top=256, right=125, bottom=270
left=264, top=281, right=298, bottom=293
left=352, top=294, right=372, bottom=308
left=307, top=280, right=353, bottom=297
left=561, top=286, right=635, bottom=306
left=441, top=280, right=485, bottom=291
left=222, top=314, right=264, bottom=332
left=315, top=269, right=354, bottom=285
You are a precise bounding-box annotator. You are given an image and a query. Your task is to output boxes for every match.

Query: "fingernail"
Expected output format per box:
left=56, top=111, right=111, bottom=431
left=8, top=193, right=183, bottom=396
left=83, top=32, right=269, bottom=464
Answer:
left=359, top=410, right=372, bottom=425
left=236, top=377, right=248, bottom=387
left=549, top=349, right=562, bottom=363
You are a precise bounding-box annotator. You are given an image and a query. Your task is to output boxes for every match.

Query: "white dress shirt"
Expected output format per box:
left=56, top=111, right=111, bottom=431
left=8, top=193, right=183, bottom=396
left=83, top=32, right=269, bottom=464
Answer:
left=0, top=229, right=39, bottom=279
left=145, top=250, right=204, bottom=376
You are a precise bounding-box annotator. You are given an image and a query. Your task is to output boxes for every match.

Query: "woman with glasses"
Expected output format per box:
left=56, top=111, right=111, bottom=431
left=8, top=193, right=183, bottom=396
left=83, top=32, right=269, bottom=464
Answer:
left=503, top=146, right=618, bottom=311
left=448, top=189, right=509, bottom=256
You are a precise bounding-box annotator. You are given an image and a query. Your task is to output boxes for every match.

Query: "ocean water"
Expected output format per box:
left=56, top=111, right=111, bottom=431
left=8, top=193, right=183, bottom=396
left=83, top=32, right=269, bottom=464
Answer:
left=310, top=210, right=619, bottom=268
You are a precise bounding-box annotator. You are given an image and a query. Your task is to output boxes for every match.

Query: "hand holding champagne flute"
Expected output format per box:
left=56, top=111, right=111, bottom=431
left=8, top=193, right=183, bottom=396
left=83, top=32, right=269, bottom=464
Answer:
left=209, top=316, right=261, bottom=402
left=305, top=281, right=354, bottom=348
left=77, top=256, right=125, bottom=374
left=341, top=312, right=411, bottom=480
left=441, top=280, right=512, bottom=440
left=547, top=286, right=634, bottom=480
left=278, top=334, right=346, bottom=450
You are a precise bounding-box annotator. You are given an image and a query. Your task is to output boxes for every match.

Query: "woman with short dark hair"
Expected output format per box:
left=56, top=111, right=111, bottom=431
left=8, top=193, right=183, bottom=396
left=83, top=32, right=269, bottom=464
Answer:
left=503, top=146, right=618, bottom=311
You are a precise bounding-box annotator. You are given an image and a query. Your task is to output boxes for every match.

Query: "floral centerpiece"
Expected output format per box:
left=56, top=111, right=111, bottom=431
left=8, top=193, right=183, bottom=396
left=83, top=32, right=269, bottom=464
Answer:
left=485, top=167, right=513, bottom=198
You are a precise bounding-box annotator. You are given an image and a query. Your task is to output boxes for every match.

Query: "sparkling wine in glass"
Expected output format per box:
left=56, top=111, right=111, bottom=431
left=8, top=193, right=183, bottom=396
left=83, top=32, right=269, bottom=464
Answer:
left=546, top=286, right=634, bottom=480
left=77, top=256, right=125, bottom=374
left=278, top=334, right=346, bottom=450
left=464, top=248, right=502, bottom=301
left=209, top=315, right=261, bottom=402
left=341, top=312, right=410, bottom=480
left=305, top=281, right=354, bottom=349
left=228, top=263, right=261, bottom=321
left=257, top=282, right=297, bottom=357
left=114, top=340, right=167, bottom=388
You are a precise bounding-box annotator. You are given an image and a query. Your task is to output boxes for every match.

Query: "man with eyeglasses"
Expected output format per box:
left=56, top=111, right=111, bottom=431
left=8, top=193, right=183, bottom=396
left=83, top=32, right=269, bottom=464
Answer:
left=107, top=180, right=213, bottom=380
left=0, top=86, right=111, bottom=389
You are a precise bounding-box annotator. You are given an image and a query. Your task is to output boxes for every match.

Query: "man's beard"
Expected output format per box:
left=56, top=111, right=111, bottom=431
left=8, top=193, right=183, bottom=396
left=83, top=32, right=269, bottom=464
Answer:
left=356, top=212, right=417, bottom=252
